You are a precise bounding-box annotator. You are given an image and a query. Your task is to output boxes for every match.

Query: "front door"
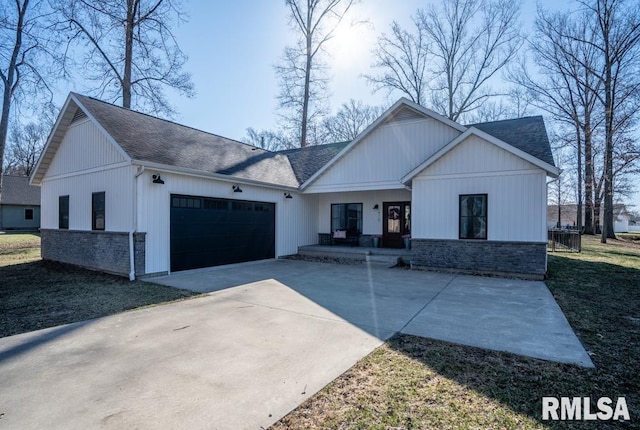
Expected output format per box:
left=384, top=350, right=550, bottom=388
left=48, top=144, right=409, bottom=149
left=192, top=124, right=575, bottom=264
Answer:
left=382, top=202, right=411, bottom=248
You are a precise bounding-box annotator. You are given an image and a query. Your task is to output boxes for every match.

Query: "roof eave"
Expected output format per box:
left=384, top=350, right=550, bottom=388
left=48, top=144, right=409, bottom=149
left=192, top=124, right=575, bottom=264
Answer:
left=30, top=95, right=78, bottom=186
left=30, top=93, right=133, bottom=186
left=402, top=127, right=560, bottom=185
left=132, top=160, right=300, bottom=191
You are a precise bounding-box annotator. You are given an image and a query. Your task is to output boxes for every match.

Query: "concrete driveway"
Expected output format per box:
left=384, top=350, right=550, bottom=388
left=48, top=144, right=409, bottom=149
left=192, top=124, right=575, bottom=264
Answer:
left=0, top=260, right=592, bottom=429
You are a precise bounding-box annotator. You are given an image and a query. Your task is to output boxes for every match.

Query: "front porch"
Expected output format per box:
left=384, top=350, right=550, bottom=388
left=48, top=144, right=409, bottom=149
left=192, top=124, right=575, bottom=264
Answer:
left=297, top=244, right=412, bottom=265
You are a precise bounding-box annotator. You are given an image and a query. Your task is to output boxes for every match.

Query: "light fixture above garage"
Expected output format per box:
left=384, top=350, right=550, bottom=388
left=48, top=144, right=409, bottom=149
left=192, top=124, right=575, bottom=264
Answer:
left=284, top=192, right=293, bottom=199
left=152, top=174, right=164, bottom=184
left=232, top=185, right=243, bottom=193
left=373, top=204, right=379, bottom=210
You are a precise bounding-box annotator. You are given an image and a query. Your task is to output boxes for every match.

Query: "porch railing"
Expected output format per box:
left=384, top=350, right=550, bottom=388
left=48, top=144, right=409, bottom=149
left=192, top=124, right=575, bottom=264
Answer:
left=547, top=229, right=581, bottom=252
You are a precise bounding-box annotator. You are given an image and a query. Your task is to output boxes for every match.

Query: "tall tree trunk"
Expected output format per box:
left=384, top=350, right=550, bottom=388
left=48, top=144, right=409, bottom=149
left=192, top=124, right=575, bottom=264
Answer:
left=575, top=122, right=583, bottom=232
left=584, top=112, right=594, bottom=234
left=0, top=0, right=28, bottom=190
left=122, top=0, right=137, bottom=109
left=299, top=1, right=313, bottom=148
left=300, top=32, right=311, bottom=147
left=601, top=33, right=616, bottom=242
left=594, top=191, right=602, bottom=235
left=0, top=87, right=12, bottom=186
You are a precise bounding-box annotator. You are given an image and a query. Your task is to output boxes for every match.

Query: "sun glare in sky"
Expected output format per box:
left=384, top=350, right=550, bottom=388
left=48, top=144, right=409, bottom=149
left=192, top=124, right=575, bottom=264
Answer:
left=327, top=18, right=376, bottom=73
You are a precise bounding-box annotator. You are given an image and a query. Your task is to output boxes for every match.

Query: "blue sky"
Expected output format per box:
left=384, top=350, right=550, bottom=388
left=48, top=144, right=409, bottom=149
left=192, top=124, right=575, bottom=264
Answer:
left=148, top=0, right=545, bottom=139
left=55, top=0, right=639, bottom=209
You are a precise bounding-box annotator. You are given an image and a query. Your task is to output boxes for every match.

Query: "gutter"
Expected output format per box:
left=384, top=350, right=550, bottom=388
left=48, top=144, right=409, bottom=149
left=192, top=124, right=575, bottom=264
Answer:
left=129, top=166, right=145, bottom=281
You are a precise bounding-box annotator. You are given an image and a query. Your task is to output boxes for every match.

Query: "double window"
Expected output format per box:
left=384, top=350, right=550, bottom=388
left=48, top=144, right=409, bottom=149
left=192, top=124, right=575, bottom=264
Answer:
left=331, top=203, right=362, bottom=234
left=459, top=194, right=487, bottom=239
left=92, top=192, right=105, bottom=231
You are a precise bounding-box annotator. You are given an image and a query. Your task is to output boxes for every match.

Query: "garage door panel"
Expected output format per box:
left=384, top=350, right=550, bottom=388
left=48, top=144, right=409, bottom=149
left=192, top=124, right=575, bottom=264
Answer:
left=170, top=195, right=275, bottom=272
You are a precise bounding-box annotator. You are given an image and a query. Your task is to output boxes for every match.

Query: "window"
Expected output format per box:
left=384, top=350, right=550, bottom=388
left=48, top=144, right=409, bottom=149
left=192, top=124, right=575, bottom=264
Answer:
left=59, top=196, right=69, bottom=229
left=92, top=192, right=105, bottom=231
left=172, top=196, right=202, bottom=209
left=25, top=208, right=34, bottom=220
left=331, top=203, right=362, bottom=233
left=459, top=194, right=487, bottom=239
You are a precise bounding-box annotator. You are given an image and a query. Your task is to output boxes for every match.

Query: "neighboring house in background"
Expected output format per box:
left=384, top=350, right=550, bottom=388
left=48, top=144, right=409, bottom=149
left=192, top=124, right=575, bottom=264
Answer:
left=30, top=93, right=559, bottom=280
left=613, top=205, right=630, bottom=233
left=0, top=175, right=41, bottom=230
left=547, top=203, right=632, bottom=233
left=547, top=205, right=580, bottom=230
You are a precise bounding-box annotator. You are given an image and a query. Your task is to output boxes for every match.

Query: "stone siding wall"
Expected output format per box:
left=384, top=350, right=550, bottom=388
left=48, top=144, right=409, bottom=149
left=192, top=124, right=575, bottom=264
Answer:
left=41, top=229, right=145, bottom=277
left=411, top=239, right=546, bottom=279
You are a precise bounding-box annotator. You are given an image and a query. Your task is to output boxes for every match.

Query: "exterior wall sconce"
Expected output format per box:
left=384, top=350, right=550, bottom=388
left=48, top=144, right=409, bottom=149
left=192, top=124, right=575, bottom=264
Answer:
left=284, top=192, right=293, bottom=199
left=233, top=185, right=243, bottom=193
left=152, top=174, right=164, bottom=184
left=373, top=204, right=379, bottom=210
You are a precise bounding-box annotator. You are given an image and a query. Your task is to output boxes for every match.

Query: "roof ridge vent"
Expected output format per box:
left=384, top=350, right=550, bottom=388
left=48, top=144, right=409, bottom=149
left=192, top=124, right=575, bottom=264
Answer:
left=385, top=106, right=423, bottom=124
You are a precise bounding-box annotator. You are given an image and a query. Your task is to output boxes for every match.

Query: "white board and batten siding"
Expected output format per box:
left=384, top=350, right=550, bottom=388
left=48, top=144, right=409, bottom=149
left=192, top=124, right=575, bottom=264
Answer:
left=412, top=135, right=548, bottom=243
left=137, top=170, right=319, bottom=274
left=306, top=117, right=460, bottom=193
left=40, top=118, right=135, bottom=232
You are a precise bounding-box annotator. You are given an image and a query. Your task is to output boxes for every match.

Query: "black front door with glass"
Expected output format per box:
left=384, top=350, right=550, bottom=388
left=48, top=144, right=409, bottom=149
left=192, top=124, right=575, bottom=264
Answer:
left=383, top=201, right=411, bottom=248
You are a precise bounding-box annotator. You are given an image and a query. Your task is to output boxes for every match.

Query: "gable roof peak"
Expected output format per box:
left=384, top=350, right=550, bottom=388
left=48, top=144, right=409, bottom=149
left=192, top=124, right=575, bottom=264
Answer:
left=32, top=92, right=298, bottom=188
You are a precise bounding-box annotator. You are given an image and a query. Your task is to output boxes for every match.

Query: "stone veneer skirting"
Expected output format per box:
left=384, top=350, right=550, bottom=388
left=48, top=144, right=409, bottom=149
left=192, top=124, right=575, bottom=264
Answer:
left=411, top=239, right=547, bottom=279
left=41, top=229, right=145, bottom=277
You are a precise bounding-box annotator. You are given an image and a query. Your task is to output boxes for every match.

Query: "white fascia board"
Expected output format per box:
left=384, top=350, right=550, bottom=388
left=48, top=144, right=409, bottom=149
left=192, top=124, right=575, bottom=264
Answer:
left=300, top=98, right=467, bottom=191
left=132, top=160, right=300, bottom=191
left=401, top=127, right=560, bottom=184
left=30, top=95, right=77, bottom=186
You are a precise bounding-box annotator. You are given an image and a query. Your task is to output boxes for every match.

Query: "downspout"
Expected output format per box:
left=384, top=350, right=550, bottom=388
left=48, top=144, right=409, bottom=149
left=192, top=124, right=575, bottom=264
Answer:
left=129, top=166, right=145, bottom=281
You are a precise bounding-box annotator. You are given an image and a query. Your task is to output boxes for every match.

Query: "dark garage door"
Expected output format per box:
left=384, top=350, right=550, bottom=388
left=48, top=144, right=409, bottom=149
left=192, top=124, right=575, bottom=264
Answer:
left=170, top=194, right=275, bottom=272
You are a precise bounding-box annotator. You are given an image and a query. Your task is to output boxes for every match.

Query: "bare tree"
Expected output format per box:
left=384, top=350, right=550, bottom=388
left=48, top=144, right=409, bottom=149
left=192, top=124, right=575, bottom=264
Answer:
left=322, top=99, right=382, bottom=142
left=545, top=0, right=640, bottom=242
left=1, top=0, right=55, bottom=189
left=276, top=0, right=356, bottom=147
left=54, top=0, right=194, bottom=117
left=243, top=127, right=292, bottom=152
left=512, top=9, right=602, bottom=235
left=365, top=20, right=430, bottom=105
left=585, top=0, right=640, bottom=242
left=367, top=0, right=521, bottom=122
left=4, top=121, right=48, bottom=176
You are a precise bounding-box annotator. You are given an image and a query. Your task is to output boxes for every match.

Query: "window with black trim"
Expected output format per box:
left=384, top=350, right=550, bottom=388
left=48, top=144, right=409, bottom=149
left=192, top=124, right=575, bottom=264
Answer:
left=25, top=208, right=34, bottom=220
left=459, top=194, right=487, bottom=239
left=59, top=196, right=69, bottom=229
left=92, top=192, right=105, bottom=231
left=331, top=203, right=362, bottom=233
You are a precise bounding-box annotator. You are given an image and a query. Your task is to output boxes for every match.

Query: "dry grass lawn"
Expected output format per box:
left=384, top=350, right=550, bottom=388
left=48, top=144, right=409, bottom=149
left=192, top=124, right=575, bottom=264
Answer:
left=272, top=235, right=639, bottom=429
left=0, top=231, right=198, bottom=338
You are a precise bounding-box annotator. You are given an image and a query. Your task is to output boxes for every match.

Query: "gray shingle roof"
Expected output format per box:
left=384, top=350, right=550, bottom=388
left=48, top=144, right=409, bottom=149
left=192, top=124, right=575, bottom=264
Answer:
left=468, top=116, right=556, bottom=167
left=74, top=94, right=299, bottom=188
left=1, top=175, right=41, bottom=206
left=278, top=141, right=350, bottom=184
left=65, top=95, right=555, bottom=189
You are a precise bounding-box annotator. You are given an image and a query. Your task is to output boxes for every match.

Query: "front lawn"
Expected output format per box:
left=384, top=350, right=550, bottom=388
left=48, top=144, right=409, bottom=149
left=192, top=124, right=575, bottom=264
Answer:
left=0, top=231, right=198, bottom=338
left=272, top=235, right=639, bottom=429
left=0, top=230, right=41, bottom=266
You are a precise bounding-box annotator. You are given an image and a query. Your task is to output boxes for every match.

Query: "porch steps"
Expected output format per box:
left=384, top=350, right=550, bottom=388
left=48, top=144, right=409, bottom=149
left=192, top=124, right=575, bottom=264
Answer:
left=297, top=245, right=412, bottom=265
